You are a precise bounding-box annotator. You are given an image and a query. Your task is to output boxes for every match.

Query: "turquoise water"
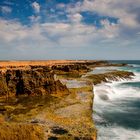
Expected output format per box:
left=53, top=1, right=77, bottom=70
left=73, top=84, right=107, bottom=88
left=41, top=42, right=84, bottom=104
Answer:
left=93, top=60, right=140, bottom=140
left=121, top=82, right=140, bottom=89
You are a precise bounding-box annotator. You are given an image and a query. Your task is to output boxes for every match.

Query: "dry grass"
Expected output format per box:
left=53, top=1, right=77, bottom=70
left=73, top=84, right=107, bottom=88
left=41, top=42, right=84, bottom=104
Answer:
left=0, top=60, right=97, bottom=67
left=0, top=123, right=44, bottom=140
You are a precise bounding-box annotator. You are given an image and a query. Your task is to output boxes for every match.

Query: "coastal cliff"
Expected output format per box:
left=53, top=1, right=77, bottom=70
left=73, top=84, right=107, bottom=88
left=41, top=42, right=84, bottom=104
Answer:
left=0, top=60, right=134, bottom=140
left=0, top=61, right=98, bottom=140
left=0, top=68, right=69, bottom=97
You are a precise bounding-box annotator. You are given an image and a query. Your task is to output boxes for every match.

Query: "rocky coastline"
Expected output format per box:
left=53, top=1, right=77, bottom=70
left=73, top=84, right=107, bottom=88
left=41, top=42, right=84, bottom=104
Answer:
left=0, top=60, right=134, bottom=140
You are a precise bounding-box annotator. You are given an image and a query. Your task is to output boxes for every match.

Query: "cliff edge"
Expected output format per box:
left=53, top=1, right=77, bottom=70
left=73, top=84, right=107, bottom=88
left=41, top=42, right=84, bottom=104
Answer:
left=0, top=61, right=97, bottom=140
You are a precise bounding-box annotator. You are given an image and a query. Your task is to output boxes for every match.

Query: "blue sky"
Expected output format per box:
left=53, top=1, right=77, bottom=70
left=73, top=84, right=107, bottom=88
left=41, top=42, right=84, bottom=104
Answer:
left=0, top=0, right=140, bottom=60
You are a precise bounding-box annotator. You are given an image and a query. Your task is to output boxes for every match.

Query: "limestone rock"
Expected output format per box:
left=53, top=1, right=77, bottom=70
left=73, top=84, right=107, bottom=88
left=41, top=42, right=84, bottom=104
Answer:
left=0, top=68, right=69, bottom=97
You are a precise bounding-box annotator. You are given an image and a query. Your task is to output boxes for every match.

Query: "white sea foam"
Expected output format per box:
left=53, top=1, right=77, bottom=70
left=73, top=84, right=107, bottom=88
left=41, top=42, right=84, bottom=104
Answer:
left=97, top=126, right=140, bottom=140
left=93, top=82, right=140, bottom=140
left=130, top=64, right=140, bottom=67
left=93, top=66, right=140, bottom=140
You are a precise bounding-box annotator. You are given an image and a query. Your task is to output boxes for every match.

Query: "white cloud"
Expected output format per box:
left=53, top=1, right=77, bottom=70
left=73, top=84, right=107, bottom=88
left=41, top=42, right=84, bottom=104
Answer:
left=100, top=19, right=119, bottom=39
left=67, top=13, right=83, bottom=23
left=67, top=0, right=140, bottom=28
left=0, top=0, right=139, bottom=57
left=0, top=19, right=47, bottom=44
left=0, top=17, right=119, bottom=51
left=65, top=0, right=140, bottom=42
left=0, top=0, right=140, bottom=59
left=0, top=6, right=12, bottom=13
left=29, top=15, right=41, bottom=22
left=57, top=3, right=66, bottom=9
left=119, top=16, right=139, bottom=28
left=32, top=2, right=40, bottom=13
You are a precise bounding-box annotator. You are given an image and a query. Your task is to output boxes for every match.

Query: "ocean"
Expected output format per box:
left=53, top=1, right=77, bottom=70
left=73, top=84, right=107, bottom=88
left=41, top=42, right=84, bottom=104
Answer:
left=93, top=60, right=140, bottom=140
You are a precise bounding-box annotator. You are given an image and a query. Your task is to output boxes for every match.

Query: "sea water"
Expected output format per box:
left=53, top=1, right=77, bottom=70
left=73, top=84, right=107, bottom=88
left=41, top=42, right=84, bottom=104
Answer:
left=93, top=60, right=140, bottom=140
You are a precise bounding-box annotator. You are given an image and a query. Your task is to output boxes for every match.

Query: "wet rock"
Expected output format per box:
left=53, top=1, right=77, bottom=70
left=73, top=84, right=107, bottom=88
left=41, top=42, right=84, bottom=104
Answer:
left=74, top=137, right=80, bottom=140
left=51, top=126, right=68, bottom=135
left=31, top=119, right=40, bottom=124
left=31, top=119, right=46, bottom=124
left=86, top=71, right=134, bottom=85
left=99, top=94, right=109, bottom=101
left=48, top=137, right=58, bottom=140
left=52, top=64, right=90, bottom=73
left=0, top=106, right=6, bottom=112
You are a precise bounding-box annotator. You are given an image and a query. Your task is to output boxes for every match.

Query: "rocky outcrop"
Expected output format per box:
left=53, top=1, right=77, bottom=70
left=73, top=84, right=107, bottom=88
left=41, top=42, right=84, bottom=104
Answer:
left=0, top=64, right=97, bottom=140
left=52, top=64, right=90, bottom=72
left=51, top=64, right=91, bottom=79
left=0, top=68, right=69, bottom=97
left=86, top=71, right=134, bottom=85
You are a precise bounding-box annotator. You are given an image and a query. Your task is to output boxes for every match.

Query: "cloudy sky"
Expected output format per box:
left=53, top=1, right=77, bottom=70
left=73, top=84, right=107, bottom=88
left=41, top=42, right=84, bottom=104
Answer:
left=0, top=0, right=140, bottom=60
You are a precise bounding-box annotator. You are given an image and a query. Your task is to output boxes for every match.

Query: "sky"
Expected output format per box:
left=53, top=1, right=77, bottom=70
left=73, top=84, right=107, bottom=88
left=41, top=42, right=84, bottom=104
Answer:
left=0, top=0, right=140, bottom=60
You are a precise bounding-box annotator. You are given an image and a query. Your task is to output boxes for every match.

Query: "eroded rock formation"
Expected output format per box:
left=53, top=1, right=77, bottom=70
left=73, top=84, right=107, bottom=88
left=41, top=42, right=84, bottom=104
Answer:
left=0, top=68, right=69, bottom=97
left=86, top=71, right=134, bottom=85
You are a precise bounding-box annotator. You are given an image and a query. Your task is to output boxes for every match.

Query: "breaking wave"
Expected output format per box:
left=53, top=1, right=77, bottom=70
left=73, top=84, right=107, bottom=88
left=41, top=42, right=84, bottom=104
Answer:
left=93, top=61, right=140, bottom=140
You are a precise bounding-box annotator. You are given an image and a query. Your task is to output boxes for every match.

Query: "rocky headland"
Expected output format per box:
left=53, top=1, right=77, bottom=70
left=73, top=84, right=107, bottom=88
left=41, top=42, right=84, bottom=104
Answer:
left=85, top=71, right=134, bottom=85
left=0, top=60, right=134, bottom=140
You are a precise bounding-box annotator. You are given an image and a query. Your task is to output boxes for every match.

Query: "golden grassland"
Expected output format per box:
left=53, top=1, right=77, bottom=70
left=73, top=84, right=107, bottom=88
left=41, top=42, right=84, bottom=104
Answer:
left=0, top=60, right=97, bottom=67
left=0, top=123, right=44, bottom=140
left=0, top=83, right=96, bottom=140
